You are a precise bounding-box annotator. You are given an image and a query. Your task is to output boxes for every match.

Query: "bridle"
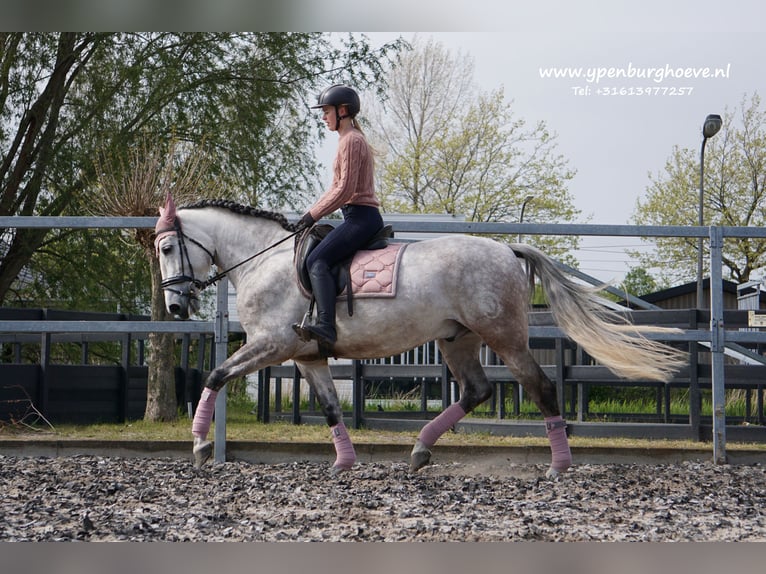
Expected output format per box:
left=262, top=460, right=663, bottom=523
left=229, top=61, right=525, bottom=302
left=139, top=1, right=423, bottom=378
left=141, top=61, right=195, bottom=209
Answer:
left=155, top=218, right=215, bottom=305
left=156, top=216, right=302, bottom=301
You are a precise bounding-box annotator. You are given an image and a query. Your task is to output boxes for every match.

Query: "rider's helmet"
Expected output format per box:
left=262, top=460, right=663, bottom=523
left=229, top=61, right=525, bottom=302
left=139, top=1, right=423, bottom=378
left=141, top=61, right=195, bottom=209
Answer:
left=311, top=84, right=361, bottom=124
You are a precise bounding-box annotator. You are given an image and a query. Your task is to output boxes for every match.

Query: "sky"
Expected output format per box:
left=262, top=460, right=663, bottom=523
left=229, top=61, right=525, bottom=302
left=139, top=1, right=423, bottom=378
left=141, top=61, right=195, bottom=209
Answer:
left=312, top=0, right=766, bottom=282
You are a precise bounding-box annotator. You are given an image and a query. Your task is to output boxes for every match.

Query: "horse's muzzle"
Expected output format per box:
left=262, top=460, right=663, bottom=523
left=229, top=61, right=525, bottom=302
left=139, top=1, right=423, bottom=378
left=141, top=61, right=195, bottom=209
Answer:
left=167, top=294, right=200, bottom=320
left=162, top=278, right=200, bottom=320
left=168, top=300, right=190, bottom=320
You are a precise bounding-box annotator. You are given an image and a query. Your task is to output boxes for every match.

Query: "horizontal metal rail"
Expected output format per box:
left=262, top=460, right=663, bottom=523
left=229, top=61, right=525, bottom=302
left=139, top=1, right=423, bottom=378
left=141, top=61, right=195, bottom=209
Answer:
left=5, top=215, right=766, bottom=239
left=0, top=320, right=242, bottom=335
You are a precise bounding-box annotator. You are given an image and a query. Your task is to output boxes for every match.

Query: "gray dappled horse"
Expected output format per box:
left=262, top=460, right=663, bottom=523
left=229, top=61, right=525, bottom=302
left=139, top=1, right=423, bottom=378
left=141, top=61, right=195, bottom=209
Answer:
left=154, top=194, right=685, bottom=478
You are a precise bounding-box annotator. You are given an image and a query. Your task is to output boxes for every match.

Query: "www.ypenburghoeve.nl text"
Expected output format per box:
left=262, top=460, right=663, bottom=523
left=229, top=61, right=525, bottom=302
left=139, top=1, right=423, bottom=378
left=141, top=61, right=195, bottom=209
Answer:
left=539, top=62, right=731, bottom=84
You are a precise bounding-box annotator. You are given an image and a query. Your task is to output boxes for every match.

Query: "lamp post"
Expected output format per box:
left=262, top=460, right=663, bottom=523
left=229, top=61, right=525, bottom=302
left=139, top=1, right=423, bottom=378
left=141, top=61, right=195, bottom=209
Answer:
left=696, top=114, right=723, bottom=309
left=518, top=194, right=534, bottom=243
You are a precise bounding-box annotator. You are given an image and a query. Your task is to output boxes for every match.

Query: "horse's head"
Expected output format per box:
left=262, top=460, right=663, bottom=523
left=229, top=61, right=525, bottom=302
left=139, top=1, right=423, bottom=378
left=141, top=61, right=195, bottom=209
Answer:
left=154, top=193, right=215, bottom=319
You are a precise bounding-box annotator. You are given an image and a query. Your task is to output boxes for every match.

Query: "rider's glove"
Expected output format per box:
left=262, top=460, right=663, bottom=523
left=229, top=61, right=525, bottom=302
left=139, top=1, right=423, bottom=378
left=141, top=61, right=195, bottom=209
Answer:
left=298, top=212, right=315, bottom=229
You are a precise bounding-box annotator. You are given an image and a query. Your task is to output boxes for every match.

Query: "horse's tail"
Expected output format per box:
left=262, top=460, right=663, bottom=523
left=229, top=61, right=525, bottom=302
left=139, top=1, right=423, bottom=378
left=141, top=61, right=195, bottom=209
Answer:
left=510, top=243, right=686, bottom=382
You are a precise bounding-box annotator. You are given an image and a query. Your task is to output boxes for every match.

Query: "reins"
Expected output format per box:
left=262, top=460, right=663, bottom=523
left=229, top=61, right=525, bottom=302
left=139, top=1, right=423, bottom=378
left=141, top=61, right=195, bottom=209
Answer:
left=198, top=227, right=302, bottom=290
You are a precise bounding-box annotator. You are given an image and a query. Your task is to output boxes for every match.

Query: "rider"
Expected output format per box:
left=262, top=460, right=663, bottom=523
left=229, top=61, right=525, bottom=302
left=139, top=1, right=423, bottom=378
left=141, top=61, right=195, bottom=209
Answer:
left=294, top=84, right=384, bottom=346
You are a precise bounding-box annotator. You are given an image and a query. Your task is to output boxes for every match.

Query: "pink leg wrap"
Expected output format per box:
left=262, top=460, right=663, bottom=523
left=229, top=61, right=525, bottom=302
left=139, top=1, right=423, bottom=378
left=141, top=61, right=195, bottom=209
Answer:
left=331, top=422, right=356, bottom=470
left=545, top=415, right=572, bottom=472
left=192, top=388, right=218, bottom=439
left=418, top=403, right=467, bottom=448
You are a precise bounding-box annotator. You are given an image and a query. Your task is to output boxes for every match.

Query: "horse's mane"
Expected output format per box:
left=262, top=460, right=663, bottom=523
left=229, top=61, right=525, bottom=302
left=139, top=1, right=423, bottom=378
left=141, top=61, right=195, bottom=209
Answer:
left=180, top=199, right=301, bottom=232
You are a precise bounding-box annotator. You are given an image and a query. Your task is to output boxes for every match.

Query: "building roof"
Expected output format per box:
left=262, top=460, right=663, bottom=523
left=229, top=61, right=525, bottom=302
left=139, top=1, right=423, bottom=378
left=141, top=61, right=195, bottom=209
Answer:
left=637, top=278, right=739, bottom=304
left=616, top=277, right=766, bottom=310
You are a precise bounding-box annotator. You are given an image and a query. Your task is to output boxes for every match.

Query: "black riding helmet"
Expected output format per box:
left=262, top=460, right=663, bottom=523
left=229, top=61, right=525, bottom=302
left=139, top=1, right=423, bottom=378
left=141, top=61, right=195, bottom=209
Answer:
left=311, top=84, right=360, bottom=130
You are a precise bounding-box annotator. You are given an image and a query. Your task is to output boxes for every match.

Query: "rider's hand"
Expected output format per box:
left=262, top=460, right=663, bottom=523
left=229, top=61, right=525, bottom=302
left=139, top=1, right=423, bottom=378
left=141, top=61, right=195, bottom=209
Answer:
left=298, top=212, right=315, bottom=229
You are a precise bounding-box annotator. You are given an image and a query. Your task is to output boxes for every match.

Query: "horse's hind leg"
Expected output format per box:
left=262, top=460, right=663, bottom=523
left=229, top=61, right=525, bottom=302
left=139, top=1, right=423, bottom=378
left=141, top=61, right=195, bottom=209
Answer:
left=411, top=333, right=492, bottom=472
left=497, top=345, right=571, bottom=478
left=296, top=359, right=356, bottom=474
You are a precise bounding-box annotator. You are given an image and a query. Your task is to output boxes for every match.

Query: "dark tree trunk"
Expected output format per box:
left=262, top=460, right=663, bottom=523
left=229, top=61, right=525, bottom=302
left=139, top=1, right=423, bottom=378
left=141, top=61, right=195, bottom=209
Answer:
left=144, top=248, right=178, bottom=422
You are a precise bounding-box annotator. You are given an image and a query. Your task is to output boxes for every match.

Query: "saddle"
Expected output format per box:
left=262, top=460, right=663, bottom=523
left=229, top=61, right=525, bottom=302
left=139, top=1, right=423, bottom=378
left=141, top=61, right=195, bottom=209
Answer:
left=293, top=223, right=394, bottom=317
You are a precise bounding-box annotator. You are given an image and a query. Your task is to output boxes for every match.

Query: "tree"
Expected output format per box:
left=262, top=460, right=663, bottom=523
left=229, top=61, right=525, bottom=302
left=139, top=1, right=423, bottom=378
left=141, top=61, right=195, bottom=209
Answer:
left=91, top=138, right=221, bottom=421
left=621, top=267, right=661, bottom=298
left=365, top=36, right=581, bottom=261
left=631, top=92, right=766, bottom=285
left=0, top=32, right=406, bottom=306
left=369, top=36, right=473, bottom=212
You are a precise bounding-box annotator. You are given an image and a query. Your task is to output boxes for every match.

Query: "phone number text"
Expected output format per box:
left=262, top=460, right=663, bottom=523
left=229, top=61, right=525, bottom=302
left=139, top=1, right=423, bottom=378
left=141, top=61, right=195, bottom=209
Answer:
left=571, top=86, right=695, bottom=96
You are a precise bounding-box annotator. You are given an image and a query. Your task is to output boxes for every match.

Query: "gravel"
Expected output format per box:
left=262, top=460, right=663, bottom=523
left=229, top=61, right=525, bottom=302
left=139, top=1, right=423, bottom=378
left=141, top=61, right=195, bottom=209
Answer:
left=2, top=455, right=765, bottom=542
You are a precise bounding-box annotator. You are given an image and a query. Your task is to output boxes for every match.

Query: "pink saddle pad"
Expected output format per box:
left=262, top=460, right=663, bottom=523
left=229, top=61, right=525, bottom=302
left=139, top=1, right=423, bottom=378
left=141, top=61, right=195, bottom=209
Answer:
left=341, top=242, right=407, bottom=298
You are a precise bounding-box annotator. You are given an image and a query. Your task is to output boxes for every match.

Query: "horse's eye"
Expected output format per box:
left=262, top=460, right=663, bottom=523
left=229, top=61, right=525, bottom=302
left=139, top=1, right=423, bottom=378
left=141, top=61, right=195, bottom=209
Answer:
left=161, top=243, right=173, bottom=255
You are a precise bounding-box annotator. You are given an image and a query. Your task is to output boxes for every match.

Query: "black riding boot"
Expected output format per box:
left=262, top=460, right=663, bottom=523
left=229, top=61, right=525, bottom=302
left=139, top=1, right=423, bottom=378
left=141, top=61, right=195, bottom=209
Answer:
left=303, top=261, right=337, bottom=345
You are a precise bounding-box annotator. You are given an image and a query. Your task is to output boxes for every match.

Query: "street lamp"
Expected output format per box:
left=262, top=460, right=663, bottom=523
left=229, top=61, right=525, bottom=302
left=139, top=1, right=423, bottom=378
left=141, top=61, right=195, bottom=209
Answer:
left=696, top=114, right=723, bottom=308
left=518, top=194, right=534, bottom=243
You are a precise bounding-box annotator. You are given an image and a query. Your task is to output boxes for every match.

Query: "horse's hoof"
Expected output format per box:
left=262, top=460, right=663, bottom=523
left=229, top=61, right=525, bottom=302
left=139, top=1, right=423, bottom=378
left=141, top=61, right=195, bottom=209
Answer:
left=410, top=448, right=432, bottom=472
left=545, top=466, right=566, bottom=480
left=193, top=440, right=213, bottom=469
left=330, top=464, right=351, bottom=477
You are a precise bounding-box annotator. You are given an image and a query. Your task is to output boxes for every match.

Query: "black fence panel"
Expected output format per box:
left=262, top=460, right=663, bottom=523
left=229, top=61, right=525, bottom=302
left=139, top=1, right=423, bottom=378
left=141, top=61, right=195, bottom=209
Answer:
left=127, top=365, right=149, bottom=420
left=0, top=366, right=41, bottom=423
left=45, top=365, right=124, bottom=424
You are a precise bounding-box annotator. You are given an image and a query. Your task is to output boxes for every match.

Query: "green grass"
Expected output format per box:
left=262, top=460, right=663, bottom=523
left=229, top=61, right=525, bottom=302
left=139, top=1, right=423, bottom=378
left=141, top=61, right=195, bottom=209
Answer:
left=246, top=379, right=763, bottom=421
left=5, top=395, right=765, bottom=452
left=469, top=390, right=760, bottom=420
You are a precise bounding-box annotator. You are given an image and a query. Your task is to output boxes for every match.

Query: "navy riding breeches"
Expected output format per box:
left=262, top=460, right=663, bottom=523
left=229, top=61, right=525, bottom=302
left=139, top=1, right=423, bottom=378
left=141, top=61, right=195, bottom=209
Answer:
left=306, top=204, right=384, bottom=273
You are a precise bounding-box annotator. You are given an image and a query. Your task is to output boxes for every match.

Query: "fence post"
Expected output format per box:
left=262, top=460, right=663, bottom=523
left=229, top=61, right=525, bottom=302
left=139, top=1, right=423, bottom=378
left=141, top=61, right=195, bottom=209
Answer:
left=555, top=338, right=566, bottom=417
left=709, top=226, right=727, bottom=464
left=214, top=277, right=229, bottom=464
left=441, top=362, right=451, bottom=409
left=689, top=309, right=701, bottom=440
left=39, top=331, right=51, bottom=419
left=257, top=367, right=270, bottom=423
left=120, top=332, right=131, bottom=422
left=292, top=364, right=302, bottom=424
left=352, top=359, right=363, bottom=429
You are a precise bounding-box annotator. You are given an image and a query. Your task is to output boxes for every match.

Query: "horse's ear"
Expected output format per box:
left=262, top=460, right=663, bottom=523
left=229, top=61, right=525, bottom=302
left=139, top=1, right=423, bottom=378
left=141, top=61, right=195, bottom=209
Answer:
left=155, top=191, right=177, bottom=234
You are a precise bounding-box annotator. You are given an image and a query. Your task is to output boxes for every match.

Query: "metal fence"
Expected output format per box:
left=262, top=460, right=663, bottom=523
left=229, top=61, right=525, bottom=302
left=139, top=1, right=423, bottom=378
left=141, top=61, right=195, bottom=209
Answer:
left=3, top=215, right=766, bottom=464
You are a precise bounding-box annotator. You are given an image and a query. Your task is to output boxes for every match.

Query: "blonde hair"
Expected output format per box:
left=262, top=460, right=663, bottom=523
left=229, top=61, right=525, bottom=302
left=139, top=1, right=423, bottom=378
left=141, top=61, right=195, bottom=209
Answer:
left=349, top=117, right=380, bottom=163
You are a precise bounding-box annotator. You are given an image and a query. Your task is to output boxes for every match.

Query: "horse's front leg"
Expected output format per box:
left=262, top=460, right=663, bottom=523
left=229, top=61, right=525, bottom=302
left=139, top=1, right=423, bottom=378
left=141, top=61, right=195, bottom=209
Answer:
left=191, top=338, right=290, bottom=468
left=296, top=359, right=356, bottom=475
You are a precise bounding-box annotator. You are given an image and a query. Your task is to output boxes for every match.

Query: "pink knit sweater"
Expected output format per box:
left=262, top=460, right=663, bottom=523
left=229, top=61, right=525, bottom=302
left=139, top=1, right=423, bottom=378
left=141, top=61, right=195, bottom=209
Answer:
left=308, top=129, right=380, bottom=221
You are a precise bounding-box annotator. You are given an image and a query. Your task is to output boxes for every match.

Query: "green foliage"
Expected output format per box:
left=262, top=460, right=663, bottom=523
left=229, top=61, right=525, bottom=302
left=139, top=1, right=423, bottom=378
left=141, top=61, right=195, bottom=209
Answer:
left=620, top=266, right=661, bottom=298
left=631, top=92, right=766, bottom=285
left=467, top=388, right=753, bottom=420
left=9, top=229, right=151, bottom=312
left=225, top=378, right=257, bottom=419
